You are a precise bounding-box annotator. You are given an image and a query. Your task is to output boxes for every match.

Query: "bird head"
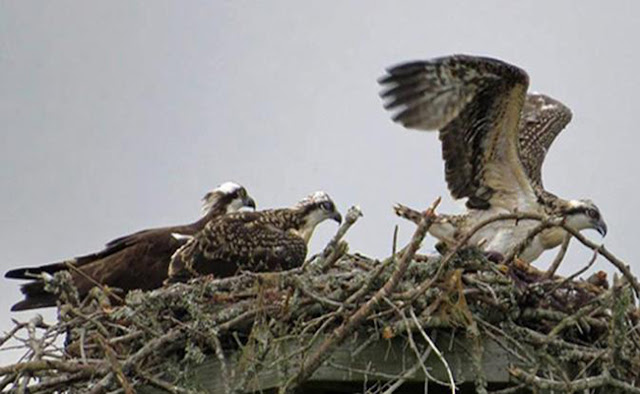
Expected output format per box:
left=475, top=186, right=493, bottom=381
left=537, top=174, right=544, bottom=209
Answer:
left=563, top=199, right=607, bottom=237
left=202, top=181, right=256, bottom=215
left=294, top=191, right=342, bottom=242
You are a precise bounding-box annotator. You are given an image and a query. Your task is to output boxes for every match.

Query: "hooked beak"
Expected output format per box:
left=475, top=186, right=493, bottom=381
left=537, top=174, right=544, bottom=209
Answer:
left=244, top=196, right=257, bottom=211
left=595, top=220, right=607, bottom=237
left=332, top=211, right=343, bottom=224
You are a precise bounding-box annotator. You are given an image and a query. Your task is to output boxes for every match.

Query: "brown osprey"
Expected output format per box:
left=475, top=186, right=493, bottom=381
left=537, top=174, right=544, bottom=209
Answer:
left=380, top=55, right=607, bottom=262
left=168, top=191, right=342, bottom=282
left=5, top=182, right=256, bottom=311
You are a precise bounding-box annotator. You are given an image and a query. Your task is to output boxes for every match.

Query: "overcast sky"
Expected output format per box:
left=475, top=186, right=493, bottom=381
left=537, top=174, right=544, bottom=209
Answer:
left=1, top=1, right=639, bottom=365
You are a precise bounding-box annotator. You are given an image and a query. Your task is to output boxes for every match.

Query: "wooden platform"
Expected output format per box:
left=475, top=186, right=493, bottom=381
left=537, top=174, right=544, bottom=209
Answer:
left=140, top=330, right=530, bottom=393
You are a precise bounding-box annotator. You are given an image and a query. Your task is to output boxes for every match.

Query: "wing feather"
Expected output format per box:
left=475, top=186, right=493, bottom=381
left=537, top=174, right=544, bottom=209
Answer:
left=517, top=93, right=573, bottom=191
left=380, top=55, right=533, bottom=209
left=169, top=211, right=307, bottom=280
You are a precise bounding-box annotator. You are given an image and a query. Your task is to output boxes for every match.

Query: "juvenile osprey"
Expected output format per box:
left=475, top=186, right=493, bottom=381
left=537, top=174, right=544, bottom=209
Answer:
left=5, top=182, right=256, bottom=311
left=379, top=55, right=607, bottom=262
left=168, top=191, right=342, bottom=282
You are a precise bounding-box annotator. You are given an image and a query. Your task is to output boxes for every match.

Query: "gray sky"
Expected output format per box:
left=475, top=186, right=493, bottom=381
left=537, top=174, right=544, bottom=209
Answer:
left=1, top=1, right=639, bottom=365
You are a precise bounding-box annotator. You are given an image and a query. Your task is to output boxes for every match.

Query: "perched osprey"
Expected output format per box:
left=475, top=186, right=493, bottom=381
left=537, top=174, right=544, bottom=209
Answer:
left=379, top=55, right=607, bottom=262
left=5, top=182, right=256, bottom=311
left=168, top=191, right=342, bottom=282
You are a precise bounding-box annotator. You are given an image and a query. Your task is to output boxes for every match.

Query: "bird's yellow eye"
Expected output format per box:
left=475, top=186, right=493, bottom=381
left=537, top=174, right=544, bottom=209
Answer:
left=238, top=188, right=247, bottom=198
left=587, top=208, right=599, bottom=219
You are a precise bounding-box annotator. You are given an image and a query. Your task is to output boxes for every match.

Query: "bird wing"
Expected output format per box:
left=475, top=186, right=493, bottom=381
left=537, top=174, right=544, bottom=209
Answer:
left=517, top=93, right=573, bottom=193
left=380, top=55, right=535, bottom=210
left=4, top=226, right=186, bottom=281
left=8, top=234, right=188, bottom=311
left=169, top=212, right=307, bottom=280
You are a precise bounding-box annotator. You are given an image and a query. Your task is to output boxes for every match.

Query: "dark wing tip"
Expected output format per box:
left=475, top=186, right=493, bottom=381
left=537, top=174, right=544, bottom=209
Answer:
left=5, top=262, right=69, bottom=280
left=5, top=268, right=29, bottom=279
left=10, top=280, right=55, bottom=311
left=10, top=301, right=29, bottom=312
left=378, top=60, right=432, bottom=87
left=10, top=297, right=55, bottom=312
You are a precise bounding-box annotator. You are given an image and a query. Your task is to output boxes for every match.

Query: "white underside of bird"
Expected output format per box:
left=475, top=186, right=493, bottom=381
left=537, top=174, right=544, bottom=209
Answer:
left=381, top=55, right=607, bottom=263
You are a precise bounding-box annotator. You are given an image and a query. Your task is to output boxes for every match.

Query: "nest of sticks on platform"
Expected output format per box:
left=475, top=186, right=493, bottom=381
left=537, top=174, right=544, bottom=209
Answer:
left=1, top=201, right=640, bottom=394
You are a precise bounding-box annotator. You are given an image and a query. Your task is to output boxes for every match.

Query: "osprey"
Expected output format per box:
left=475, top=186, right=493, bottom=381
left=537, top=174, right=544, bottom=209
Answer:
left=379, top=55, right=607, bottom=263
left=168, top=191, right=342, bottom=282
left=5, top=182, right=256, bottom=311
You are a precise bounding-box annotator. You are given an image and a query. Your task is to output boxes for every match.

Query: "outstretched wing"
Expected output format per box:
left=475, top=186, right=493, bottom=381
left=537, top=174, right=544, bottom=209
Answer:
left=380, top=55, right=533, bottom=210
left=169, top=212, right=307, bottom=281
left=518, top=93, right=573, bottom=192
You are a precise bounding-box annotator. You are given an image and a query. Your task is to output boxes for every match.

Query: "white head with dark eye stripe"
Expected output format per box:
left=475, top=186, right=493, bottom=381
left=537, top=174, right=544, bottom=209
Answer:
left=294, top=191, right=342, bottom=242
left=564, top=199, right=607, bottom=237
left=201, top=182, right=256, bottom=215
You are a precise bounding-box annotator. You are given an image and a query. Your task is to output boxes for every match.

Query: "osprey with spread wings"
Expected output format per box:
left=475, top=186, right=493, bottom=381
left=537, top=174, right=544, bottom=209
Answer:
left=379, top=55, right=607, bottom=262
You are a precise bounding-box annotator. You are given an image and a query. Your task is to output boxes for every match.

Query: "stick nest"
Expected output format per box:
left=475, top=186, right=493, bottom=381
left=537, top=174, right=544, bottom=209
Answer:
left=1, top=205, right=640, bottom=393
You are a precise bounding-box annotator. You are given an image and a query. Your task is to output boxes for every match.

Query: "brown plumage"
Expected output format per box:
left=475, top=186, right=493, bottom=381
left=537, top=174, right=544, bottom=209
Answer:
left=394, top=93, right=573, bottom=225
left=380, top=55, right=607, bottom=263
left=517, top=93, right=573, bottom=207
left=5, top=182, right=256, bottom=311
left=381, top=55, right=531, bottom=210
left=168, top=191, right=342, bottom=282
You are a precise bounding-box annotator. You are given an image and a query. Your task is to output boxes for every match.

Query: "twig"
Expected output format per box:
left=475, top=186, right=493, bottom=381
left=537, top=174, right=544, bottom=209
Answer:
left=475, top=318, right=532, bottom=364
left=379, top=347, right=431, bottom=394
left=382, top=298, right=449, bottom=387
left=0, top=359, right=98, bottom=375
left=519, top=308, right=608, bottom=331
left=0, top=373, right=17, bottom=392
left=20, top=370, right=98, bottom=393
left=26, top=315, right=45, bottom=361
left=290, top=276, right=344, bottom=309
left=409, top=308, right=456, bottom=394
left=216, top=306, right=279, bottom=333
left=79, top=328, right=88, bottom=365
left=509, top=367, right=640, bottom=393
left=559, top=225, right=640, bottom=297
left=345, top=257, right=393, bottom=305
left=209, top=332, right=231, bottom=394
left=95, top=335, right=134, bottom=394
left=122, top=328, right=183, bottom=370
left=0, top=322, right=28, bottom=348
left=65, top=261, right=124, bottom=303
left=89, top=372, right=114, bottom=394
left=503, top=218, right=562, bottom=263
left=284, top=197, right=440, bottom=391
left=137, top=369, right=198, bottom=394
left=309, top=205, right=363, bottom=272
left=548, top=248, right=599, bottom=294
left=543, top=233, right=571, bottom=279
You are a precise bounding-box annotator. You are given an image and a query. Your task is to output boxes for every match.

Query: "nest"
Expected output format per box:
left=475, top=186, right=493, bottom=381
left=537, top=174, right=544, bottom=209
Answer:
left=1, top=204, right=640, bottom=393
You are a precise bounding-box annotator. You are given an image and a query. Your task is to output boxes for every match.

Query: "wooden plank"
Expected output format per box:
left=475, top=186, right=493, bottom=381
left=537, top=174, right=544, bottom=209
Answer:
left=140, top=330, right=528, bottom=393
